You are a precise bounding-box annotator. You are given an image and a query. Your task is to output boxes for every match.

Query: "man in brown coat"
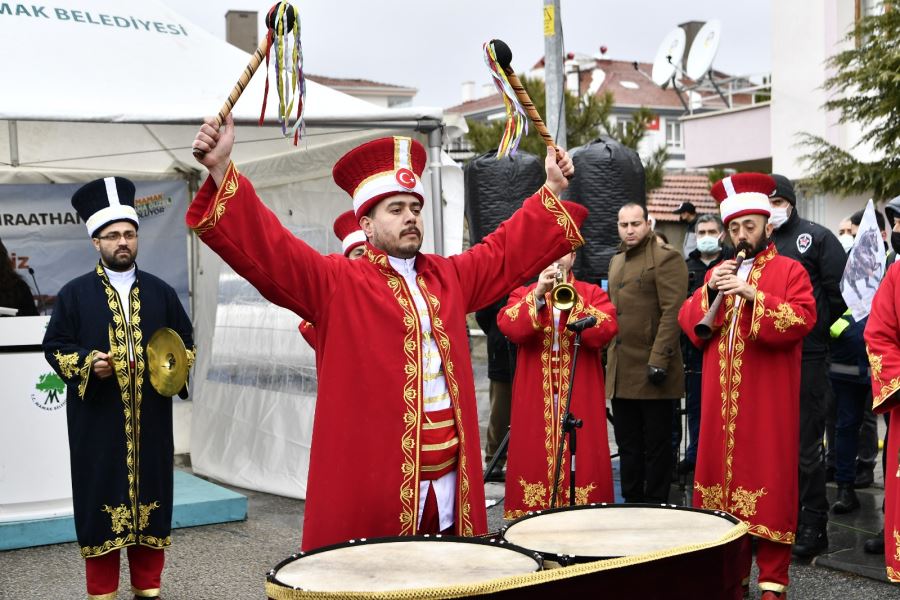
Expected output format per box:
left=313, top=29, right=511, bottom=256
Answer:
left=607, top=202, right=688, bottom=503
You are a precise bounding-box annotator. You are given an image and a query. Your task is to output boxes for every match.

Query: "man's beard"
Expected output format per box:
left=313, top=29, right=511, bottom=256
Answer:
left=101, top=247, right=136, bottom=271
left=372, top=227, right=422, bottom=259
left=735, top=236, right=770, bottom=259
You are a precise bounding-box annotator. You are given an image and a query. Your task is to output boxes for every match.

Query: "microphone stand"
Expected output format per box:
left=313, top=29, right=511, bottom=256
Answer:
left=28, top=267, right=44, bottom=315
left=550, top=327, right=586, bottom=508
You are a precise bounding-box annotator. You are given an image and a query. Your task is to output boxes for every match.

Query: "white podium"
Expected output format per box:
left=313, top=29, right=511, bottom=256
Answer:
left=0, top=316, right=74, bottom=522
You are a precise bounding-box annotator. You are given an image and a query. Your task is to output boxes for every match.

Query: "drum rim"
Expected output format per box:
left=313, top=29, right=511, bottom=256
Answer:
left=500, top=502, right=743, bottom=564
left=267, top=534, right=543, bottom=590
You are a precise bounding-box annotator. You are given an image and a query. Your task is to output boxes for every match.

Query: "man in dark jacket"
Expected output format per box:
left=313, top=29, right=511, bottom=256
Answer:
left=769, top=174, right=848, bottom=558
left=675, top=214, right=732, bottom=475
left=607, top=202, right=688, bottom=503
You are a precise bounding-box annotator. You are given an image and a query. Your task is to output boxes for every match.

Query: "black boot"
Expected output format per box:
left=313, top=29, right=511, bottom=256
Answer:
left=854, top=464, right=875, bottom=489
left=864, top=529, right=885, bottom=554
left=792, top=523, right=828, bottom=557
left=831, top=483, right=860, bottom=514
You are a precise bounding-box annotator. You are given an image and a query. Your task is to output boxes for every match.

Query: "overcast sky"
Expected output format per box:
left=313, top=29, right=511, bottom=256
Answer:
left=174, top=0, right=772, bottom=108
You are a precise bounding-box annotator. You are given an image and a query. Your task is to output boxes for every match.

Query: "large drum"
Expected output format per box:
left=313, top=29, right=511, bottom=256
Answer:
left=265, top=535, right=542, bottom=599
left=501, top=503, right=748, bottom=598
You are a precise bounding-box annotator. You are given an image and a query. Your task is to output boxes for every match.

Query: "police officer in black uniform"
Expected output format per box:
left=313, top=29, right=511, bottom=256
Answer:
left=768, top=174, right=848, bottom=558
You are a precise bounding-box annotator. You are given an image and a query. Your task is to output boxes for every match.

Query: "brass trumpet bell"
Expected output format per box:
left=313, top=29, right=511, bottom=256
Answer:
left=146, top=327, right=189, bottom=397
left=550, top=269, right=578, bottom=311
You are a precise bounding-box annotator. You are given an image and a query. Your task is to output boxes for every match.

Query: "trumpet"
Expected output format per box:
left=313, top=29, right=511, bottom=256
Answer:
left=694, top=249, right=747, bottom=339
left=550, top=265, right=578, bottom=311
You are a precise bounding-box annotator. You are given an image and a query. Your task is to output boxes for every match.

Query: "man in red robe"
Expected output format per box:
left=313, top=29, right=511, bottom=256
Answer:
left=299, top=210, right=367, bottom=350
left=189, top=116, right=583, bottom=551
left=678, top=173, right=816, bottom=598
left=864, top=258, right=900, bottom=583
left=498, top=205, right=618, bottom=518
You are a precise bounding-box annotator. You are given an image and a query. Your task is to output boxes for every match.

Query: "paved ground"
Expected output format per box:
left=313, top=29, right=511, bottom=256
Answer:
left=1, top=336, right=897, bottom=598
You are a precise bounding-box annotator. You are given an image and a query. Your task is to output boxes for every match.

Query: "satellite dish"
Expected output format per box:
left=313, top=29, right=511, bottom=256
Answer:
left=685, top=20, right=722, bottom=81
left=651, top=27, right=687, bottom=86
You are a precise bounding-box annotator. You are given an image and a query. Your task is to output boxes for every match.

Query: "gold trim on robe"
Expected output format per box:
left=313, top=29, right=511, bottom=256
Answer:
left=191, top=162, right=240, bottom=235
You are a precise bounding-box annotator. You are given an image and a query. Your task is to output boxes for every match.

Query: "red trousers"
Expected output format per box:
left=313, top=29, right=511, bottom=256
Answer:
left=739, top=535, right=790, bottom=594
left=85, top=545, right=164, bottom=599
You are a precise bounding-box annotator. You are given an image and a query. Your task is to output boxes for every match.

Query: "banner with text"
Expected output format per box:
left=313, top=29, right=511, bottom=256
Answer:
left=0, top=180, right=190, bottom=314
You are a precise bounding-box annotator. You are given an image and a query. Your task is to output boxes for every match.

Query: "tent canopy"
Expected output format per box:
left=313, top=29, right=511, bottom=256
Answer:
left=0, top=0, right=468, bottom=499
left=0, top=0, right=463, bottom=179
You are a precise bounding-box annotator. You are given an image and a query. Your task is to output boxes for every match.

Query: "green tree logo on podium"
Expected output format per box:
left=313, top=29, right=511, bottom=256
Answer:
left=35, top=373, right=66, bottom=407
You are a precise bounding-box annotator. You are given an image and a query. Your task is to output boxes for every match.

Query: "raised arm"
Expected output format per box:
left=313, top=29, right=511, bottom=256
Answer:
left=452, top=147, right=584, bottom=313
left=188, top=116, right=337, bottom=322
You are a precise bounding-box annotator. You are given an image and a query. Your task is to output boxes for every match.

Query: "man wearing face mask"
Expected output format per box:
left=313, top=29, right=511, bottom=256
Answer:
left=675, top=214, right=733, bottom=475
left=768, top=174, right=848, bottom=558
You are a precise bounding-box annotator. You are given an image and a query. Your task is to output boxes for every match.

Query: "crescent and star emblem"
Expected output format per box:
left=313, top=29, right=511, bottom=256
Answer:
left=395, top=168, right=416, bottom=189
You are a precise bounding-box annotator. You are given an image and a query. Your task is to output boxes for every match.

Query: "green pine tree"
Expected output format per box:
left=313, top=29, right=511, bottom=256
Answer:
left=798, top=9, right=900, bottom=201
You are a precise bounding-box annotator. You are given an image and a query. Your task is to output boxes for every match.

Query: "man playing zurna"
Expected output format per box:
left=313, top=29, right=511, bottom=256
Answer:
left=678, top=173, right=816, bottom=598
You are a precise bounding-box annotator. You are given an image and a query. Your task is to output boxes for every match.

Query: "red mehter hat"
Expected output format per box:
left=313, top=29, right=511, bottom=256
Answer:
left=710, top=173, right=776, bottom=224
left=332, top=136, right=427, bottom=219
left=332, top=210, right=366, bottom=257
left=561, top=200, right=589, bottom=230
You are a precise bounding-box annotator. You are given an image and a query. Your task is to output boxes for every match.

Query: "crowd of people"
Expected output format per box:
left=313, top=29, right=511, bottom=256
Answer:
left=2, top=116, right=897, bottom=598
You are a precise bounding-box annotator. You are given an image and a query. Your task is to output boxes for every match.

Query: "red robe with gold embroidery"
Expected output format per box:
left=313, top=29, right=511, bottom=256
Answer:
left=498, top=278, right=617, bottom=518
left=863, top=262, right=900, bottom=582
left=186, top=162, right=584, bottom=550
left=678, top=243, right=815, bottom=545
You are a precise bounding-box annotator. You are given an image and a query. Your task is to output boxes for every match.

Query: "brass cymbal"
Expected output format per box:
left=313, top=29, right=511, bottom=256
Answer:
left=146, top=327, right=189, bottom=397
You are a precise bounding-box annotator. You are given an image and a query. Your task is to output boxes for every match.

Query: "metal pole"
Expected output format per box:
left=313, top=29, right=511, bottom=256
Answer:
left=426, top=126, right=444, bottom=256
left=543, top=0, right=566, bottom=149
left=8, top=120, right=20, bottom=167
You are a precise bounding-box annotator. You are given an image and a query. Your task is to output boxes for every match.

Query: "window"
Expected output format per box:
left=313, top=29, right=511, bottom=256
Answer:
left=665, top=120, right=683, bottom=150
left=614, top=117, right=634, bottom=139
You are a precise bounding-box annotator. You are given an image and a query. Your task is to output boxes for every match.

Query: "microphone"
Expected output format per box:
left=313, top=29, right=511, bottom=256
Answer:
left=27, top=267, right=44, bottom=315
left=566, top=315, right=597, bottom=332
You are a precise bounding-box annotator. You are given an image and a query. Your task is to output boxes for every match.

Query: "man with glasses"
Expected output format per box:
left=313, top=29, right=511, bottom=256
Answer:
left=43, top=177, right=194, bottom=600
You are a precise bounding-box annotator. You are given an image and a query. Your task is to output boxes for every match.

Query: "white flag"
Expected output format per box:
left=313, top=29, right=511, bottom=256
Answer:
left=840, top=199, right=886, bottom=320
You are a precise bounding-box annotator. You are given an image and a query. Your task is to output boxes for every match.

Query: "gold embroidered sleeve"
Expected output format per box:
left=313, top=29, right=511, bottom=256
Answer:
left=77, top=350, right=100, bottom=400
left=186, top=347, right=197, bottom=370
left=764, top=302, right=807, bottom=333
left=538, top=185, right=585, bottom=251
left=191, top=161, right=240, bottom=235
left=582, top=304, right=611, bottom=326
left=53, top=350, right=81, bottom=379
left=503, top=292, right=542, bottom=331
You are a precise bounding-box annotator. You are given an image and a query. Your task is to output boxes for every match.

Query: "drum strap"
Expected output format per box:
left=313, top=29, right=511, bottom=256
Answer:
left=419, top=406, right=458, bottom=480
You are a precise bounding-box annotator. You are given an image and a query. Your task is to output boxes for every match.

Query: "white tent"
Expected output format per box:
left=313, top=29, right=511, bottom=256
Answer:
left=0, top=0, right=466, bottom=499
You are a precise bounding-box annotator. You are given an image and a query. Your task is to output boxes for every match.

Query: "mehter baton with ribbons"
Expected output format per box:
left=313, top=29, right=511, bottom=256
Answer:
left=678, top=173, right=816, bottom=599
left=42, top=177, right=194, bottom=600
